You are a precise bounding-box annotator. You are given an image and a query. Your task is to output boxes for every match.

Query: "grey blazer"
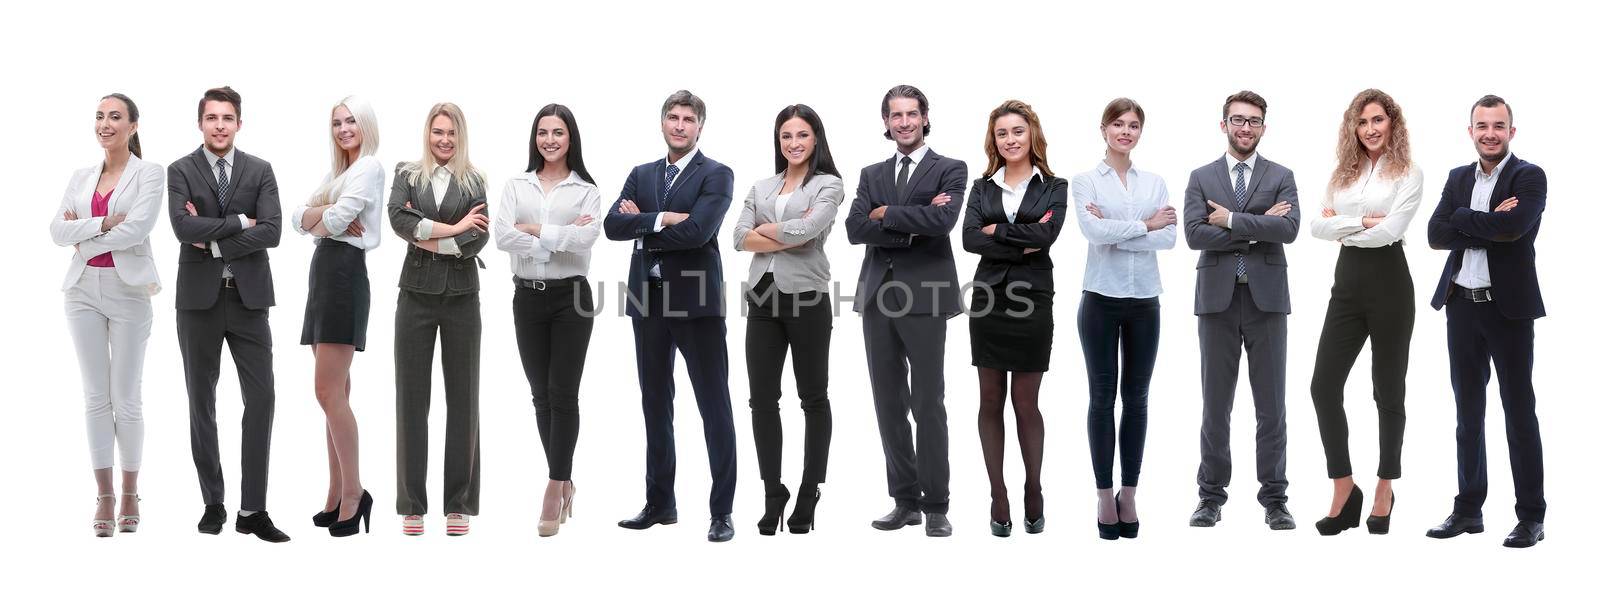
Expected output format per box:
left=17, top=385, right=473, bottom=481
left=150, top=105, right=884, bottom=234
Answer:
left=1182, top=155, right=1300, bottom=315
left=731, top=173, right=844, bottom=294
left=168, top=148, right=281, bottom=310
left=386, top=164, right=489, bottom=296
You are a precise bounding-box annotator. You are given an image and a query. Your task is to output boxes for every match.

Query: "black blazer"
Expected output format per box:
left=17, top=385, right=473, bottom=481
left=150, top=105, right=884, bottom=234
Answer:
left=844, top=148, right=967, bottom=316
left=167, top=147, right=281, bottom=311
left=602, top=151, right=734, bottom=318
left=1426, top=154, right=1546, bottom=319
left=961, top=173, right=1068, bottom=293
left=386, top=164, right=489, bottom=296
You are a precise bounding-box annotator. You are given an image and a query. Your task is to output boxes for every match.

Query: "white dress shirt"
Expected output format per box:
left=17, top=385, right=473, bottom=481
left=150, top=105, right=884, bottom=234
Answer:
left=1223, top=151, right=1259, bottom=230
left=990, top=166, right=1040, bottom=223
left=290, top=155, right=384, bottom=250
left=412, top=166, right=463, bottom=257
left=1071, top=161, right=1177, bottom=299
left=496, top=170, right=603, bottom=280
left=201, top=147, right=250, bottom=277
left=892, top=144, right=930, bottom=186
left=1309, top=155, right=1424, bottom=248
left=1453, top=157, right=1509, bottom=288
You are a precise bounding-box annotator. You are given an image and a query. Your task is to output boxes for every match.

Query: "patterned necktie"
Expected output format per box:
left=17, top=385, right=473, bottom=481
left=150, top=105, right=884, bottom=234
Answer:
left=1233, top=162, right=1248, bottom=277
left=217, top=158, right=231, bottom=211
left=661, top=164, right=680, bottom=209
left=895, top=156, right=913, bottom=197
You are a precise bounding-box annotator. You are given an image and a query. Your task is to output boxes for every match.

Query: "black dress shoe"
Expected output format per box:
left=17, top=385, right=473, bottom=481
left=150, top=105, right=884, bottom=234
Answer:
left=1503, top=521, right=1544, bottom=548
left=1425, top=513, right=1485, bottom=539
left=924, top=513, right=952, bottom=537
left=618, top=504, right=679, bottom=530
left=707, top=516, right=735, bottom=542
left=1189, top=500, right=1221, bottom=527
left=1265, top=502, right=1296, bottom=530
left=870, top=505, right=923, bottom=531
left=236, top=511, right=291, bottom=543
left=198, top=504, right=227, bottom=535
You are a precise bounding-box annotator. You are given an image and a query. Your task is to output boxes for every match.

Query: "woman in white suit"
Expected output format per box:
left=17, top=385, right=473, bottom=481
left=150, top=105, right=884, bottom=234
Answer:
left=49, top=93, right=164, bottom=537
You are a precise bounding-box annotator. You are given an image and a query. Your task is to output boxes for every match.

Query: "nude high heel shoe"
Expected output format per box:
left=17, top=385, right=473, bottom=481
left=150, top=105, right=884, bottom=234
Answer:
left=93, top=494, right=115, bottom=538
left=117, top=493, right=141, bottom=533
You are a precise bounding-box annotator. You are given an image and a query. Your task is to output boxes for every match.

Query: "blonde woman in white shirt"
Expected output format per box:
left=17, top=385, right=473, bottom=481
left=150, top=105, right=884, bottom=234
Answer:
left=292, top=95, right=383, bottom=537
left=51, top=93, right=163, bottom=537
left=1307, top=88, right=1422, bottom=536
left=1071, top=98, right=1177, bottom=540
left=495, top=103, right=602, bottom=536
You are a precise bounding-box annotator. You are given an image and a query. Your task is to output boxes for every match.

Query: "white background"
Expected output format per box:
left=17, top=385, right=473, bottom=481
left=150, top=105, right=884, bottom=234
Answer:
left=6, top=0, right=1592, bottom=586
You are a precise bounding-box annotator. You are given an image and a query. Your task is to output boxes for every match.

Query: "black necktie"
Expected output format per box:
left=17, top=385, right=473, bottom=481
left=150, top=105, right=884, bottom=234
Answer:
left=895, top=155, right=913, bottom=197
left=216, top=158, right=231, bottom=211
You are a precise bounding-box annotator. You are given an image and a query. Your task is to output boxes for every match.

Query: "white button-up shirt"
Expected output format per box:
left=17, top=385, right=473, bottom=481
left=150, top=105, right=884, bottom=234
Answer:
left=291, top=155, right=384, bottom=250
left=1071, top=161, right=1177, bottom=299
left=497, top=170, right=603, bottom=280
left=990, top=166, right=1040, bottom=223
left=1454, top=156, right=1509, bottom=288
left=1308, top=155, right=1424, bottom=248
left=412, top=166, right=463, bottom=256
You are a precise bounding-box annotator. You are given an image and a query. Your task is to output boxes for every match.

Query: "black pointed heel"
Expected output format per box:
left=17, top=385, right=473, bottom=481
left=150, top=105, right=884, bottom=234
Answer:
left=312, top=502, right=340, bottom=528
left=329, top=490, right=373, bottom=537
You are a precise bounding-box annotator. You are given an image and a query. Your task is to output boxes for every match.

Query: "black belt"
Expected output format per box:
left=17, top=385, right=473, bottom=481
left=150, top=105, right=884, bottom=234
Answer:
left=221, top=276, right=236, bottom=289
left=1454, top=286, right=1493, bottom=303
left=514, top=276, right=584, bottom=291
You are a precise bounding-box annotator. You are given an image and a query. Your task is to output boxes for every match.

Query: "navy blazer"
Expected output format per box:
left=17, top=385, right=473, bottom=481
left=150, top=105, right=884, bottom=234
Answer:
left=1426, top=154, right=1546, bottom=319
left=844, top=148, right=968, bottom=316
left=603, top=151, right=735, bottom=318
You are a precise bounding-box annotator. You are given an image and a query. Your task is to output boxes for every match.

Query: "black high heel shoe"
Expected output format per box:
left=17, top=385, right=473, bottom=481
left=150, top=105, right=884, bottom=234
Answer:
left=312, top=502, right=340, bottom=528
left=787, top=484, right=820, bottom=534
left=1367, top=490, right=1395, bottom=535
left=329, top=490, right=373, bottom=537
left=1115, top=491, right=1139, bottom=538
left=756, top=483, right=790, bottom=536
left=1314, top=485, right=1363, bottom=536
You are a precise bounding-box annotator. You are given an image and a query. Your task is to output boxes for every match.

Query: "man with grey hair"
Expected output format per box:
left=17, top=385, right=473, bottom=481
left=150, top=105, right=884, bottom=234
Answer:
left=604, top=90, right=739, bottom=542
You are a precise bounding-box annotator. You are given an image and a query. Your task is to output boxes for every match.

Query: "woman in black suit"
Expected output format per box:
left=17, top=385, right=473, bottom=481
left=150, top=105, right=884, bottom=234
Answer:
left=961, top=99, right=1068, bottom=537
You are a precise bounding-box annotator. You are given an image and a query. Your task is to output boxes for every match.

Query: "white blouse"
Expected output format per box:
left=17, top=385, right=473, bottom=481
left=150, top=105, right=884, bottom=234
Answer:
left=495, top=170, right=603, bottom=280
left=1070, top=161, right=1176, bottom=299
left=1309, top=155, right=1423, bottom=248
left=291, top=155, right=385, bottom=250
left=989, top=166, right=1039, bottom=223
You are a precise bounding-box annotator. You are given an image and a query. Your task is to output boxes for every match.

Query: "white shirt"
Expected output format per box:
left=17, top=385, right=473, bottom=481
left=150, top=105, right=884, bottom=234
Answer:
left=1223, top=151, right=1259, bottom=230
left=1309, top=155, right=1424, bottom=248
left=496, top=170, right=603, bottom=280
left=290, top=155, right=384, bottom=250
left=201, top=147, right=249, bottom=276
left=1454, top=157, right=1508, bottom=288
left=1071, top=161, right=1177, bottom=299
left=765, top=191, right=794, bottom=273
left=412, top=166, right=462, bottom=257
left=990, top=166, right=1040, bottom=223
left=891, top=144, right=930, bottom=187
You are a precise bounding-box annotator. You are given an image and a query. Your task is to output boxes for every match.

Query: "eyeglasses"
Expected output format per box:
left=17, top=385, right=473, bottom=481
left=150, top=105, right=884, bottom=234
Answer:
left=1227, top=116, right=1265, bottom=128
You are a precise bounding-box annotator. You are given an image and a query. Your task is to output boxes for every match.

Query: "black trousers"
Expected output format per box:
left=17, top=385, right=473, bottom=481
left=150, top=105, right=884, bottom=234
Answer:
left=512, top=278, right=594, bottom=481
left=862, top=278, right=950, bottom=514
left=178, top=284, right=275, bottom=512
left=633, top=282, right=737, bottom=516
left=745, top=274, right=832, bottom=486
left=1077, top=291, right=1160, bottom=489
left=394, top=290, right=481, bottom=516
left=1446, top=291, right=1545, bottom=522
left=1309, top=244, right=1413, bottom=480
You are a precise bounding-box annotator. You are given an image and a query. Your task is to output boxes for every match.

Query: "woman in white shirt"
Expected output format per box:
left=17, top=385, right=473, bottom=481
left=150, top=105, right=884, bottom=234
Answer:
left=50, top=93, right=163, bottom=537
left=292, top=95, right=384, bottom=537
left=1070, top=98, right=1177, bottom=541
left=1306, top=88, right=1422, bottom=536
left=495, top=103, right=602, bottom=537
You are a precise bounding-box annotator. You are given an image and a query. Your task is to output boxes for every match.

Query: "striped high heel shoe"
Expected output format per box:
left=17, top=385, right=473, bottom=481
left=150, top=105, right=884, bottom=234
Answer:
left=402, top=515, right=424, bottom=536
left=446, top=513, right=470, bottom=536
left=117, top=493, right=141, bottom=533
left=93, top=494, right=115, bottom=538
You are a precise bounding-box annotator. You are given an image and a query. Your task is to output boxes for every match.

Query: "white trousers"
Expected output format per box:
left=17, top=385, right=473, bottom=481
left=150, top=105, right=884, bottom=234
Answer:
left=64, top=267, right=152, bottom=471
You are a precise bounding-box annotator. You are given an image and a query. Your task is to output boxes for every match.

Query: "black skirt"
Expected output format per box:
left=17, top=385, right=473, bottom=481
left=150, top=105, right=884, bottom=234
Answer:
left=301, top=239, right=370, bottom=351
left=969, top=283, right=1053, bottom=372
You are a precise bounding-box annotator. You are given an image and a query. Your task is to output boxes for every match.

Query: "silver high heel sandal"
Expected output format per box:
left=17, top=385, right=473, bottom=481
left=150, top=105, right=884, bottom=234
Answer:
left=93, top=494, right=115, bottom=538
left=117, top=492, right=141, bottom=533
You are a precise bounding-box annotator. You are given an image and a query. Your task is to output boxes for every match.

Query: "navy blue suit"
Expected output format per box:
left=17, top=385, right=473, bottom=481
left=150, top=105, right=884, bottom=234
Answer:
left=1426, top=153, right=1546, bottom=522
left=603, top=151, right=737, bottom=516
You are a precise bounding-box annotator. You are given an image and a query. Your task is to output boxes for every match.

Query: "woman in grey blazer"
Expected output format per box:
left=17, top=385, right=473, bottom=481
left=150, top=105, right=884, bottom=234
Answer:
left=731, top=104, right=844, bottom=535
left=385, top=103, right=490, bottom=536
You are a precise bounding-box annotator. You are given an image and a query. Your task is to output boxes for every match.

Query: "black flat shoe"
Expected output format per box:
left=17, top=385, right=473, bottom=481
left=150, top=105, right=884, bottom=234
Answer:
left=1315, top=485, right=1363, bottom=536
left=312, top=502, right=339, bottom=528
left=236, top=511, right=291, bottom=543
left=198, top=504, right=226, bottom=535
left=757, top=483, right=790, bottom=536
left=1265, top=502, right=1297, bottom=530
left=1189, top=500, right=1221, bottom=527
left=1503, top=521, right=1544, bottom=548
left=618, top=503, right=678, bottom=530
left=708, top=516, right=735, bottom=543
left=787, top=484, right=820, bottom=534
left=1425, top=513, right=1485, bottom=539
left=924, top=513, right=952, bottom=537
left=871, top=505, right=922, bottom=531
left=328, top=491, right=372, bottom=537
left=1366, top=490, right=1394, bottom=535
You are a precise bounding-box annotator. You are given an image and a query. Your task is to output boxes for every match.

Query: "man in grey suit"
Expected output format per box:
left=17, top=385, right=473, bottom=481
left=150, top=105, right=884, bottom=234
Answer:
left=845, top=84, right=966, bottom=537
left=168, top=86, right=289, bottom=542
left=1183, top=90, right=1300, bottom=531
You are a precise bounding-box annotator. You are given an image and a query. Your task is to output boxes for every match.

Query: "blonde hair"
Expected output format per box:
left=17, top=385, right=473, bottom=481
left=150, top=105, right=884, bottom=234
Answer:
left=309, top=95, right=381, bottom=206
left=981, top=99, right=1053, bottom=179
left=1328, top=89, right=1411, bottom=195
left=400, top=102, right=484, bottom=195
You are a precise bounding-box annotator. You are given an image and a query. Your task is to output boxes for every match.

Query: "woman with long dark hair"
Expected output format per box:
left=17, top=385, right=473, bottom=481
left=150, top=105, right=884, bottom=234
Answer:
left=495, top=103, right=603, bottom=537
left=731, top=104, right=844, bottom=535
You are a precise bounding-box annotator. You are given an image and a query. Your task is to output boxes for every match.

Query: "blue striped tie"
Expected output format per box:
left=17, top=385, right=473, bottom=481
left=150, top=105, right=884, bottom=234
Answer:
left=1233, top=162, right=1248, bottom=277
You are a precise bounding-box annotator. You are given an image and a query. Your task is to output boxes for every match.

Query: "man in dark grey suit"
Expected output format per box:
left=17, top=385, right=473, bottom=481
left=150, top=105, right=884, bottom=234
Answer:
left=845, top=84, right=966, bottom=537
left=168, top=86, right=288, bottom=542
left=1182, top=90, right=1300, bottom=531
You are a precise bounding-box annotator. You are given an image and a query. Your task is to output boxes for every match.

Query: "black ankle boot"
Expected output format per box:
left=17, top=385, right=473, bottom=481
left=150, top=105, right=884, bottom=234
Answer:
left=788, top=484, right=820, bottom=534
left=757, top=482, right=790, bottom=536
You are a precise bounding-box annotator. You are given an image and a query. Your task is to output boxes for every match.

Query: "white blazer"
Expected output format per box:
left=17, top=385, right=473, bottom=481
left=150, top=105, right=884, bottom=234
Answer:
left=49, top=155, right=165, bottom=294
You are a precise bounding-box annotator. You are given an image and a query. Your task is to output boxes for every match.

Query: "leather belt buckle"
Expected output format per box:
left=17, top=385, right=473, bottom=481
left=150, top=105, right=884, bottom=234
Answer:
left=221, top=277, right=236, bottom=289
left=1465, top=287, right=1493, bottom=303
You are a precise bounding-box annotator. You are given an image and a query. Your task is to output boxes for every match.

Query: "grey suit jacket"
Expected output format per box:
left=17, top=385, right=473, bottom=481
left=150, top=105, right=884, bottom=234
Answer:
left=731, top=172, right=844, bottom=294
left=1182, top=155, right=1300, bottom=315
left=844, top=149, right=968, bottom=316
left=168, top=147, right=281, bottom=310
left=386, top=164, right=489, bottom=296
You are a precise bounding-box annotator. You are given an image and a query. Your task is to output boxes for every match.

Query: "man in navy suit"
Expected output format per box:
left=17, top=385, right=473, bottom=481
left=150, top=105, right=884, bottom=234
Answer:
left=604, top=90, right=738, bottom=542
left=1424, top=95, right=1548, bottom=549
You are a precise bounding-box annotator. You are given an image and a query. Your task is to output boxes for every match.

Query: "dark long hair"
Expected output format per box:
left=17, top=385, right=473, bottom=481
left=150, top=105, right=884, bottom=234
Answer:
left=772, top=104, right=840, bottom=183
left=102, top=93, right=142, bottom=158
left=526, top=103, right=594, bottom=184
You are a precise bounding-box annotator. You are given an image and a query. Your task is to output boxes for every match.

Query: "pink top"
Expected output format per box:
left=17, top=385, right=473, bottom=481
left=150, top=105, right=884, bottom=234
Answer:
left=87, top=190, right=115, bottom=267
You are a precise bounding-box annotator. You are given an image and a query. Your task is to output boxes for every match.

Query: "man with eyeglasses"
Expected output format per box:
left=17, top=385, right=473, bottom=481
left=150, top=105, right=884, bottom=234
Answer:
left=1182, top=90, right=1300, bottom=531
